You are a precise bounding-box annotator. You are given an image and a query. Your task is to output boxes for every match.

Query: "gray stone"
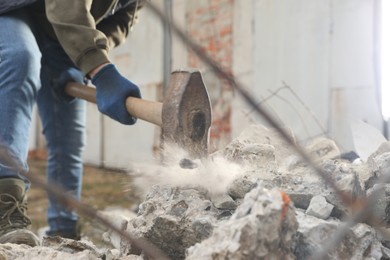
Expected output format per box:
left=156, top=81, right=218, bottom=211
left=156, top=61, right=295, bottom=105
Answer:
left=186, top=186, right=298, bottom=259
left=366, top=184, right=390, bottom=225
left=210, top=193, right=237, bottom=210
left=367, top=141, right=390, bottom=165
left=99, top=207, right=137, bottom=251
left=226, top=174, right=258, bottom=199
left=122, top=186, right=224, bottom=259
left=305, top=137, right=341, bottom=162
left=219, top=124, right=297, bottom=166
left=351, top=162, right=376, bottom=190
left=294, top=210, right=386, bottom=259
left=370, top=152, right=390, bottom=180
left=325, top=171, right=364, bottom=218
left=305, top=195, right=334, bottom=220
left=0, top=238, right=103, bottom=260
left=42, top=236, right=104, bottom=258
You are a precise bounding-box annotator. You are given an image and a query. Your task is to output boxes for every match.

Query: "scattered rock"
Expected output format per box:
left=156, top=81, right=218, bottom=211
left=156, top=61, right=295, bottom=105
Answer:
left=4, top=124, right=390, bottom=259
left=305, top=137, right=341, bottom=162
left=186, top=186, right=298, bottom=259
left=0, top=238, right=103, bottom=260
left=367, top=141, right=390, bottom=164
left=294, top=210, right=386, bottom=259
left=226, top=173, right=258, bottom=199
left=210, top=193, right=237, bottom=210
left=366, top=184, right=390, bottom=225
left=217, top=124, right=296, bottom=166
left=305, top=195, right=334, bottom=219
left=122, top=186, right=223, bottom=259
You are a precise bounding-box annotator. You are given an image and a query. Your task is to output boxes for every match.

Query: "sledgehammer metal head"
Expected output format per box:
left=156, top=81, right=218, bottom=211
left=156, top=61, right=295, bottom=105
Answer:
left=162, top=69, right=212, bottom=159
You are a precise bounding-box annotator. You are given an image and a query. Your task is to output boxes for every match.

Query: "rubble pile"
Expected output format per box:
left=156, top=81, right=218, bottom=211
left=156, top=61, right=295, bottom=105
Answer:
left=2, top=124, right=390, bottom=259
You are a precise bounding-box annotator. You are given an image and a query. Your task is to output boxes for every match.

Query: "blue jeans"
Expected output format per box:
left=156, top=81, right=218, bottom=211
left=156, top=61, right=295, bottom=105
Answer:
left=0, top=8, right=86, bottom=234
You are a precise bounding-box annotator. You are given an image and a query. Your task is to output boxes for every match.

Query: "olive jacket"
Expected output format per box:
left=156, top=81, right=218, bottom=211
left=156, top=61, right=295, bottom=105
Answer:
left=31, top=0, right=142, bottom=75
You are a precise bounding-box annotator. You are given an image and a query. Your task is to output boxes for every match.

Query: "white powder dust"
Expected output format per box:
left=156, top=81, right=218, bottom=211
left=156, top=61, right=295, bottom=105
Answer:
left=128, top=144, right=243, bottom=195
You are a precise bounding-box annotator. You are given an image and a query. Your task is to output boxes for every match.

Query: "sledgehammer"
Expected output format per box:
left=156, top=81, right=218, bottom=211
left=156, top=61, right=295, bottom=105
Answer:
left=65, top=69, right=212, bottom=159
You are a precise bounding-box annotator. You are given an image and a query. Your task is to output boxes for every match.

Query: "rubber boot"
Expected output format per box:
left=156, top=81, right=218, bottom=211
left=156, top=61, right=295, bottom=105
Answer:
left=0, top=178, right=40, bottom=246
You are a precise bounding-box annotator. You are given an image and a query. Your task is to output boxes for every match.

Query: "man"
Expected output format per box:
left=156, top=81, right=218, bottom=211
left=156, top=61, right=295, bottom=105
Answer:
left=0, top=0, right=143, bottom=246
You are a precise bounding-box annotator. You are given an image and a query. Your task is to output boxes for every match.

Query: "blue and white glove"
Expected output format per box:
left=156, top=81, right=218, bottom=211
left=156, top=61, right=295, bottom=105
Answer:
left=92, top=64, right=141, bottom=125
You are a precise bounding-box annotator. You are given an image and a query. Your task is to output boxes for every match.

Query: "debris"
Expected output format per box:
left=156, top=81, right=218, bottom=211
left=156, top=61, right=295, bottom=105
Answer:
left=294, top=210, right=385, bottom=259
left=305, top=195, right=334, bottom=220
left=186, top=186, right=298, bottom=259
left=5, top=124, right=390, bottom=259
left=179, top=158, right=199, bottom=169
left=305, top=137, right=340, bottom=162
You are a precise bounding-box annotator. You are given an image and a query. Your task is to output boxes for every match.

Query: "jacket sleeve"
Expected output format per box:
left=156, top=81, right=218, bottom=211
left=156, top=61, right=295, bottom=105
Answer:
left=45, top=0, right=112, bottom=75
left=97, top=2, right=143, bottom=49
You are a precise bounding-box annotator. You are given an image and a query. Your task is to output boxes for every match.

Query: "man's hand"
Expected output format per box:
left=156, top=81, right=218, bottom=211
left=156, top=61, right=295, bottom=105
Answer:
left=91, top=64, right=141, bottom=125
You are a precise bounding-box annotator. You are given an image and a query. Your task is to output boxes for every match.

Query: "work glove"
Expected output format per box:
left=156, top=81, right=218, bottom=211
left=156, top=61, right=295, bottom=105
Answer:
left=92, top=64, right=141, bottom=125
left=52, top=68, right=85, bottom=103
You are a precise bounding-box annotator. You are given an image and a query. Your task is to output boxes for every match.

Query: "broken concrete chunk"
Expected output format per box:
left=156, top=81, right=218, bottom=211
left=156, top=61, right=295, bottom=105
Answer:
left=0, top=239, right=103, bottom=260
left=366, top=184, right=390, bottom=225
left=191, top=217, right=214, bottom=240
left=305, top=137, right=341, bottom=162
left=351, top=162, right=376, bottom=190
left=5, top=124, right=390, bottom=259
left=42, top=236, right=104, bottom=258
left=221, top=124, right=297, bottom=165
left=225, top=142, right=277, bottom=170
left=227, top=174, right=258, bottom=199
left=326, top=172, right=364, bottom=218
left=282, top=155, right=306, bottom=171
left=287, top=193, right=313, bottom=209
left=210, top=193, right=237, bottom=210
left=122, top=186, right=223, bottom=259
left=294, top=210, right=385, bottom=259
left=100, top=207, right=137, bottom=251
left=368, top=141, right=390, bottom=164
left=305, top=195, right=334, bottom=219
left=370, top=152, right=390, bottom=180
left=186, top=186, right=298, bottom=259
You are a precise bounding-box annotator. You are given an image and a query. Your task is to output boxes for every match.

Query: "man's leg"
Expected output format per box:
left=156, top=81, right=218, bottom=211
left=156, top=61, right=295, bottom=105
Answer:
left=0, top=9, right=41, bottom=246
left=37, top=36, right=86, bottom=239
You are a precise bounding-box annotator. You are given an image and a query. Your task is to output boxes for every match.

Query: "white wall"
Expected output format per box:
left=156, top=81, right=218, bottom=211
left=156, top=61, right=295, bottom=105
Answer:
left=231, top=0, right=383, bottom=152
left=231, top=0, right=255, bottom=139
left=328, top=0, right=382, bottom=151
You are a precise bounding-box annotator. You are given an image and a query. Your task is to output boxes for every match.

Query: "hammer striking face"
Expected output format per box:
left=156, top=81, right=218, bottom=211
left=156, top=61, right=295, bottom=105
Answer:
left=162, top=69, right=212, bottom=159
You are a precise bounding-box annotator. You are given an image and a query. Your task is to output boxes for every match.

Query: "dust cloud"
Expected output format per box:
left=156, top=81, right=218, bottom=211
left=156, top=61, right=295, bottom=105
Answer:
left=128, top=144, right=242, bottom=195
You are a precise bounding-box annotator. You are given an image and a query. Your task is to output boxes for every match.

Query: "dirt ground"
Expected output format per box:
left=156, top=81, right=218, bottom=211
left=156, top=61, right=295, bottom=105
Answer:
left=27, top=157, right=140, bottom=246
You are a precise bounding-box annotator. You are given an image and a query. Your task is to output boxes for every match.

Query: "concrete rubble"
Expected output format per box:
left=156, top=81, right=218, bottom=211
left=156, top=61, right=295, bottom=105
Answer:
left=2, top=124, right=390, bottom=259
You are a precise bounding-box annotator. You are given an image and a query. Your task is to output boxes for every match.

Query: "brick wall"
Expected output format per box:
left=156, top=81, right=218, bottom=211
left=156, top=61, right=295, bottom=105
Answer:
left=186, top=0, right=234, bottom=152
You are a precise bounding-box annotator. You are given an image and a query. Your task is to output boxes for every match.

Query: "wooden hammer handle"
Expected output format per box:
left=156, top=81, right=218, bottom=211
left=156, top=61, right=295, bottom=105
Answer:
left=65, top=82, right=163, bottom=126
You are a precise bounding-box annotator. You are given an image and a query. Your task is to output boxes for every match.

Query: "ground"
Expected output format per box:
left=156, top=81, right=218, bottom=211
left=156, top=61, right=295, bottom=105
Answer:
left=27, top=157, right=140, bottom=246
